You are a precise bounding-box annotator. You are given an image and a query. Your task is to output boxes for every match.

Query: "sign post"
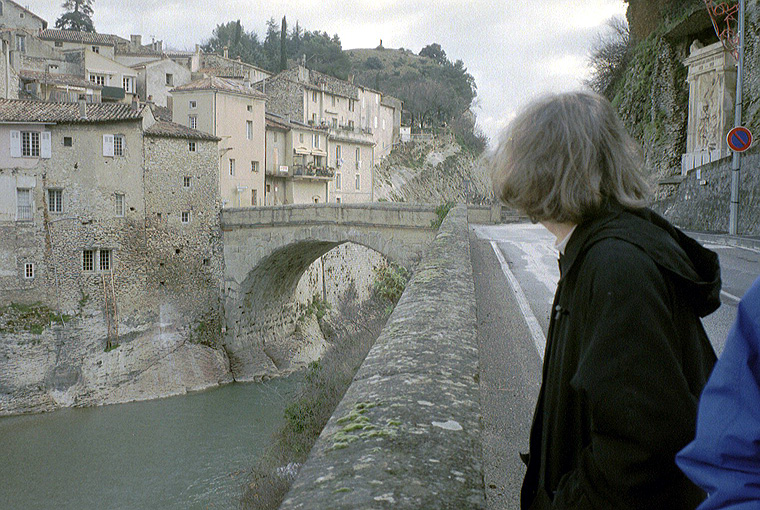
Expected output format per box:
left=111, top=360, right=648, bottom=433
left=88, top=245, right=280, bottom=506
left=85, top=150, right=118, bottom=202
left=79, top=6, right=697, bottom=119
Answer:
left=728, top=0, right=745, bottom=235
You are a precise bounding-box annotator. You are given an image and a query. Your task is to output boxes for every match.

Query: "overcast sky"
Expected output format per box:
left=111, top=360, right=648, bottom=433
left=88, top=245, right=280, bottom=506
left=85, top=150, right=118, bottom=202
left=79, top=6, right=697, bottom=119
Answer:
left=26, top=0, right=627, bottom=144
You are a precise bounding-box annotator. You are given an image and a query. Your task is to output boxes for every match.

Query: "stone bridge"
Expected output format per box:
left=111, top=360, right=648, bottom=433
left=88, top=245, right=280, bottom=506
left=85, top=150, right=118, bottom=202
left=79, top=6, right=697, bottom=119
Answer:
left=220, top=203, right=440, bottom=381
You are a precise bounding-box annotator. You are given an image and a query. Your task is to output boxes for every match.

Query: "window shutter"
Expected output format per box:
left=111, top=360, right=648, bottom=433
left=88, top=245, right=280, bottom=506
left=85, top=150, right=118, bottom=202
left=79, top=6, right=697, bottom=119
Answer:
left=10, top=131, right=21, bottom=158
left=40, top=132, right=52, bottom=158
left=103, top=135, right=114, bottom=157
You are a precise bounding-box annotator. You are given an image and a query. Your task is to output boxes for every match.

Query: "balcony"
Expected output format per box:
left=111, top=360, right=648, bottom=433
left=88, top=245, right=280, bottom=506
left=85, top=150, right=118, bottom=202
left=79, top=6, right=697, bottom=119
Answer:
left=293, top=164, right=335, bottom=180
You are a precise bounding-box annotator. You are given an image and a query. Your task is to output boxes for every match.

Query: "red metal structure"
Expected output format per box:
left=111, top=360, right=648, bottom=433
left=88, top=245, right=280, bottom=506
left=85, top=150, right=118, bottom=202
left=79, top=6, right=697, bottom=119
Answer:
left=704, top=0, right=741, bottom=58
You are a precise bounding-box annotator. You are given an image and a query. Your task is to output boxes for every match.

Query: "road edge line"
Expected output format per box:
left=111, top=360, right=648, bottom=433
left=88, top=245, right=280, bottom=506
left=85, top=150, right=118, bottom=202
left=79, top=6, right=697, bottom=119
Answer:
left=490, top=241, right=546, bottom=359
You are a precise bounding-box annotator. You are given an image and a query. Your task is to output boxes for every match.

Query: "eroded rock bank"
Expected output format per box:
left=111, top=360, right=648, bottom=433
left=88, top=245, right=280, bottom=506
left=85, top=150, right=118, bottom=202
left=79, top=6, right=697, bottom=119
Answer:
left=0, top=243, right=386, bottom=416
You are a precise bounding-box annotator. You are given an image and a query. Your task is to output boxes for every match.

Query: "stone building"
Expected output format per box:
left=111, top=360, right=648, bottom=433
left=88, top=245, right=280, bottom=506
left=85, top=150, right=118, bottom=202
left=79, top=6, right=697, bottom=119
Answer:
left=0, top=98, right=222, bottom=335
left=172, top=76, right=266, bottom=208
left=264, top=112, right=332, bottom=205
left=261, top=65, right=403, bottom=203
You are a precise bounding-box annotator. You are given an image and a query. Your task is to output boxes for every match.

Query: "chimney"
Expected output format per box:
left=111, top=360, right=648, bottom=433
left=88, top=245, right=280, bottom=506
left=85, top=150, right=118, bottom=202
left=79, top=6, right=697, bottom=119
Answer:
left=223, top=46, right=229, bottom=59
left=78, top=99, right=87, bottom=120
left=131, top=34, right=142, bottom=48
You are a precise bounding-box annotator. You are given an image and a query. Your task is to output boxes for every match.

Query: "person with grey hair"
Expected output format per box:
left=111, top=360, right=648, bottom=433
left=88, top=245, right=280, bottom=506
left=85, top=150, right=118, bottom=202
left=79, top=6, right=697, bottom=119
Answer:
left=492, top=91, right=721, bottom=509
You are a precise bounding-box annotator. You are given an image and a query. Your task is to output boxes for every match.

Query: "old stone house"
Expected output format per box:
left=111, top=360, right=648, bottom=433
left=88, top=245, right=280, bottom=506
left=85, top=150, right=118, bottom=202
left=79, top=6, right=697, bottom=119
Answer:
left=264, top=112, right=332, bottom=205
left=172, top=76, right=266, bottom=208
left=0, top=98, right=222, bottom=339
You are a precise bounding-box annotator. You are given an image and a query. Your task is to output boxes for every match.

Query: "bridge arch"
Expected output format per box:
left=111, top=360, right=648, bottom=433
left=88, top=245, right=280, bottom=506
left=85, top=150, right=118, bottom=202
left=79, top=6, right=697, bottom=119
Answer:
left=220, top=204, right=438, bottom=381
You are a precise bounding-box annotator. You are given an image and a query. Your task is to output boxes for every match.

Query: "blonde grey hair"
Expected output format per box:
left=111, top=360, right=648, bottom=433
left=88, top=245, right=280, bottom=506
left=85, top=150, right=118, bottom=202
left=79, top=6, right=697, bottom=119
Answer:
left=491, top=90, right=651, bottom=224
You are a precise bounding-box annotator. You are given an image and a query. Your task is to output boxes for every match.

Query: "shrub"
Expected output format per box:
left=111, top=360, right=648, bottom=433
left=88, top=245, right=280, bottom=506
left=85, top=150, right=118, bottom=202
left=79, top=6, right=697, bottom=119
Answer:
left=373, top=262, right=410, bottom=304
left=431, top=201, right=455, bottom=229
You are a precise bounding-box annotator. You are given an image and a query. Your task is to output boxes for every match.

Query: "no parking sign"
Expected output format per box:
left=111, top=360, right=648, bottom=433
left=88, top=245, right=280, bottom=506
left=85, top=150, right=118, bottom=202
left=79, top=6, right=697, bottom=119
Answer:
left=727, top=126, right=753, bottom=152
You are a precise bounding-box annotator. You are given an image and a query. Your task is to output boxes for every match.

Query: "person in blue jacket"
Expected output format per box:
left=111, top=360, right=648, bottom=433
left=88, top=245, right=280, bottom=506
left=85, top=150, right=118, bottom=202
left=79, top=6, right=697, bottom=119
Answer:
left=677, top=275, right=760, bottom=510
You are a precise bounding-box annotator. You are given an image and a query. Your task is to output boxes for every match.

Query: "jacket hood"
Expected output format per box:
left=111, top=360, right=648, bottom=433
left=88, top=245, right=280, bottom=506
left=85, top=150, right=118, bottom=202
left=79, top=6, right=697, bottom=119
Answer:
left=563, top=204, right=722, bottom=318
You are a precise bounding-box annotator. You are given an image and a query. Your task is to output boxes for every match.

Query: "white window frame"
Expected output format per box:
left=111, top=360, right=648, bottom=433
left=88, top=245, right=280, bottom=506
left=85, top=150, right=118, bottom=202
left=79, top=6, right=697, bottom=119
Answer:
left=82, top=249, right=95, bottom=272
left=99, top=249, right=111, bottom=272
left=115, top=193, right=125, bottom=217
left=247, top=120, right=253, bottom=140
left=183, top=176, right=192, bottom=188
left=15, top=34, right=25, bottom=53
left=336, top=172, right=342, bottom=190
left=16, top=188, right=33, bottom=221
left=165, top=73, right=173, bottom=86
left=251, top=161, right=259, bottom=173
left=189, top=100, right=197, bottom=109
left=89, top=73, right=106, bottom=86
left=83, top=249, right=112, bottom=272
left=48, top=188, right=63, bottom=213
left=24, top=262, right=34, bottom=279
left=189, top=115, right=197, bottom=130
left=122, top=76, right=135, bottom=93
left=188, top=141, right=196, bottom=152
left=113, top=135, right=124, bottom=156
left=336, top=145, right=341, bottom=167
left=20, top=131, right=40, bottom=157
left=103, top=135, right=125, bottom=157
left=181, top=211, right=191, bottom=224
left=91, top=45, right=100, bottom=54
left=229, top=158, right=235, bottom=176
left=355, top=173, right=361, bottom=191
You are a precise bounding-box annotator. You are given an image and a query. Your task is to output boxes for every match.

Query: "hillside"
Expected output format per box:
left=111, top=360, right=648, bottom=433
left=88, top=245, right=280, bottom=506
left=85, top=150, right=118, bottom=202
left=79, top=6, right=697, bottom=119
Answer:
left=374, top=134, right=493, bottom=205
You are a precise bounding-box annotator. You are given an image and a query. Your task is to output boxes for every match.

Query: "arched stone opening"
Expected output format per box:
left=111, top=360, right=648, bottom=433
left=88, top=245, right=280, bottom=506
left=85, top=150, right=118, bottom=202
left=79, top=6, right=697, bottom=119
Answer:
left=223, top=239, right=394, bottom=381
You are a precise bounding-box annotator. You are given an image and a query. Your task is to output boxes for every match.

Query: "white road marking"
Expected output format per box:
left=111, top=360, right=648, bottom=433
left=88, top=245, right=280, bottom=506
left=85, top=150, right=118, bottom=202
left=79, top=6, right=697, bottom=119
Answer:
left=490, top=240, right=546, bottom=359
left=721, top=290, right=741, bottom=304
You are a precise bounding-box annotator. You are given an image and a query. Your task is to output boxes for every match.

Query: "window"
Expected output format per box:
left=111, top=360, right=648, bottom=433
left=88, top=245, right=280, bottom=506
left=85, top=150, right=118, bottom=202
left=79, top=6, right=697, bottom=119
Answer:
left=165, top=73, right=173, bottom=86
left=188, top=141, right=196, bottom=152
left=183, top=176, right=191, bottom=188
left=48, top=189, right=63, bottom=213
left=55, top=41, right=63, bottom=48
left=247, top=120, right=253, bottom=140
left=99, top=250, right=111, bottom=271
left=181, top=211, right=191, bottom=224
left=63, top=136, right=73, bottom=147
left=123, top=76, right=135, bottom=93
left=336, top=197, right=341, bottom=203
left=336, top=173, right=342, bottom=190
left=336, top=145, right=341, bottom=167
left=22, top=131, right=40, bottom=157
left=349, top=100, right=355, bottom=112
left=24, top=263, right=34, bottom=279
left=16, top=188, right=32, bottom=220
left=113, top=135, right=124, bottom=156
left=251, top=161, right=259, bottom=173
left=331, top=96, right=336, bottom=106
left=348, top=120, right=355, bottom=129
left=312, top=91, right=317, bottom=102
left=115, top=193, right=125, bottom=216
left=299, top=133, right=304, bottom=143
left=252, top=189, right=258, bottom=206
left=82, top=250, right=95, bottom=272
left=273, top=131, right=278, bottom=142
left=247, top=105, right=252, bottom=112
left=313, top=134, right=320, bottom=149
left=89, top=74, right=106, bottom=86
left=356, top=148, right=361, bottom=169
left=229, top=159, right=235, bottom=176
left=103, top=134, right=124, bottom=157
left=355, top=173, right=361, bottom=190
left=189, top=115, right=197, bottom=130
left=189, top=100, right=197, bottom=109
left=15, top=35, right=25, bottom=53
left=91, top=45, right=100, bottom=53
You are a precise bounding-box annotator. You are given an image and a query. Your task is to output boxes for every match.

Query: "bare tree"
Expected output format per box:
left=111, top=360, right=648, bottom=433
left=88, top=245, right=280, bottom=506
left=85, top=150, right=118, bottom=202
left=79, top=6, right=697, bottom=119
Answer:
left=586, top=17, right=630, bottom=97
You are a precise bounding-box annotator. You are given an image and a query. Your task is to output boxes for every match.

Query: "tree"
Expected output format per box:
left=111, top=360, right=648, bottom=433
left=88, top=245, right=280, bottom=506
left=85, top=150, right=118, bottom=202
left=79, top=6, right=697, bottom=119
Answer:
left=586, top=17, right=630, bottom=97
left=202, top=21, right=268, bottom=68
left=419, top=43, right=447, bottom=65
left=55, top=0, right=95, bottom=32
left=280, top=16, right=288, bottom=71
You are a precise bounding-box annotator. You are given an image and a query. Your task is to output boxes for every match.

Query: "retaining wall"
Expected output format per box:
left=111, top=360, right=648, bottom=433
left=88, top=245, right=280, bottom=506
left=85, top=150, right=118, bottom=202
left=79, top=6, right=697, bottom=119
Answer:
left=279, top=205, right=484, bottom=509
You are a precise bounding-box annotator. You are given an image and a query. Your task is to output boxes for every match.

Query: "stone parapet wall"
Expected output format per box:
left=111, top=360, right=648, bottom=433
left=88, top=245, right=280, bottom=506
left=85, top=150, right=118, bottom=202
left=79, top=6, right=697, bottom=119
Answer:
left=655, top=149, right=760, bottom=235
left=280, top=205, right=485, bottom=509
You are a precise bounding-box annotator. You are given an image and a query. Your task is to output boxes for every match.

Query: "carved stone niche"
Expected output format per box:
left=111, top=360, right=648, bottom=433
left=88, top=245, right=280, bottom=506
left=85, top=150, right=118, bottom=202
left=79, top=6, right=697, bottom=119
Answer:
left=681, top=40, right=737, bottom=175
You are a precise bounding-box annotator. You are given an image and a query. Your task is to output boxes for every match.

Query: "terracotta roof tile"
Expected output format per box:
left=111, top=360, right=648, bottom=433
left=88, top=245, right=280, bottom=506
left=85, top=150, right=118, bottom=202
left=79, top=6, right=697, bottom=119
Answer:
left=0, top=99, right=143, bottom=123
left=171, top=76, right=266, bottom=98
left=39, top=29, right=128, bottom=46
left=144, top=121, right=220, bottom=141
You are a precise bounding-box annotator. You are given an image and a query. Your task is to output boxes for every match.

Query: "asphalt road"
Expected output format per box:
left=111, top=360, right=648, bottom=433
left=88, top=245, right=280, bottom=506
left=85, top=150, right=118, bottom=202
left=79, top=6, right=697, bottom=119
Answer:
left=470, top=222, right=760, bottom=509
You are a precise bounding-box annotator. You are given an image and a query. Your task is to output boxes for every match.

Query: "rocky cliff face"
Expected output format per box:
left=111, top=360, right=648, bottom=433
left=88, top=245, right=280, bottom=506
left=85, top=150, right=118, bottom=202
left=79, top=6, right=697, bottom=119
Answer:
left=0, top=244, right=386, bottom=416
left=374, top=135, right=493, bottom=205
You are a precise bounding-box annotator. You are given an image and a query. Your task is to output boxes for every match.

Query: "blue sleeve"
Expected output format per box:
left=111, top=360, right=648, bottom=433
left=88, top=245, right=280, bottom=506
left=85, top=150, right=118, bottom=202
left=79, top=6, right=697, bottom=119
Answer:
left=677, top=277, right=760, bottom=510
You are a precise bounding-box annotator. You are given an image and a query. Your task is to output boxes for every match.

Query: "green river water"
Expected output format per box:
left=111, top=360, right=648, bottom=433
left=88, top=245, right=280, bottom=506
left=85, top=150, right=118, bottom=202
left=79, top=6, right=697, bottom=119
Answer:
left=0, top=375, right=303, bottom=510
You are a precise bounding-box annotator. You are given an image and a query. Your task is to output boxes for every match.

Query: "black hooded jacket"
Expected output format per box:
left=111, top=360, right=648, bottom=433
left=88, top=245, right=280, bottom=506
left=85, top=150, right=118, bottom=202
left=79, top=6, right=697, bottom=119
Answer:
left=521, top=204, right=720, bottom=510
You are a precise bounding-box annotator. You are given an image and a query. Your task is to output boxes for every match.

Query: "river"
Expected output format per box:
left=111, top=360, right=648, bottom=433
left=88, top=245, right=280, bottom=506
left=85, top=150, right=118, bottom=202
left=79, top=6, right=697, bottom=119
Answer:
left=0, top=376, right=303, bottom=510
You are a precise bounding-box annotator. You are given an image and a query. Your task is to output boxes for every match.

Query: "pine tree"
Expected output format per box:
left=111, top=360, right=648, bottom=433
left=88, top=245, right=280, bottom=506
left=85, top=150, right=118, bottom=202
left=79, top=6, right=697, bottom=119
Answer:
left=280, top=16, right=288, bottom=71
left=55, top=0, right=96, bottom=33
